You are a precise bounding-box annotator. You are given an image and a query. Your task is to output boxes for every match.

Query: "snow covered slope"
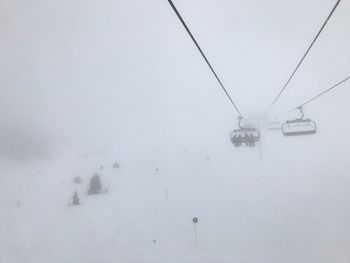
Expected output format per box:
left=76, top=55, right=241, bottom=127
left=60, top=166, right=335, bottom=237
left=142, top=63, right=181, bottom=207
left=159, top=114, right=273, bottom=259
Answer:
left=1, top=139, right=350, bottom=263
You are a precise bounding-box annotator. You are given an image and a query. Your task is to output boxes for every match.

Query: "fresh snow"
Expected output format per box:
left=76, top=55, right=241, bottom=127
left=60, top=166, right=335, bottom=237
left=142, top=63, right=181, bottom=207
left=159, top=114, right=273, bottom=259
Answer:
left=1, top=134, right=350, bottom=263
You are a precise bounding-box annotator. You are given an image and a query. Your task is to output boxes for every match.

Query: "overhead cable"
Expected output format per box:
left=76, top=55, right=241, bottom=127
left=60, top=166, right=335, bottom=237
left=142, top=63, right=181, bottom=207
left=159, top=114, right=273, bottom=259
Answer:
left=287, top=75, right=350, bottom=113
left=167, top=0, right=243, bottom=117
left=265, top=0, right=341, bottom=112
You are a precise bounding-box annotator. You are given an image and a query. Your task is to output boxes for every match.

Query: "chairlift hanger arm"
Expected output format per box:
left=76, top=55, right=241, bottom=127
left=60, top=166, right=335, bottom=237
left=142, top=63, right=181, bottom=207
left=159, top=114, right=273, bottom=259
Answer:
left=238, top=116, right=243, bottom=129
left=297, top=106, right=304, bottom=120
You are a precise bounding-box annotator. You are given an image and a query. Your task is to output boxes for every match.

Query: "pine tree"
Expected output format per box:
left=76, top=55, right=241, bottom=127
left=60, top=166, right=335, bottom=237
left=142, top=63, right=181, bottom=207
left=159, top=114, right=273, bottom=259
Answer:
left=72, top=191, right=80, bottom=206
left=73, top=176, right=82, bottom=184
left=88, top=174, right=102, bottom=195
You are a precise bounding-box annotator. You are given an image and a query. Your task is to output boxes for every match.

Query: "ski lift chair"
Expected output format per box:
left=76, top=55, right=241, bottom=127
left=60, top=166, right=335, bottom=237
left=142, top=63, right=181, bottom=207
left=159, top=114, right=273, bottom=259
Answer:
left=230, top=117, right=260, bottom=147
left=282, top=107, right=316, bottom=136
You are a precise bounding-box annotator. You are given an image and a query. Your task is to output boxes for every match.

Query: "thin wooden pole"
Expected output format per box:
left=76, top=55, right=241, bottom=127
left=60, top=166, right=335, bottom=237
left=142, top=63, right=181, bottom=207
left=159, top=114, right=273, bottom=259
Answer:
left=194, top=223, right=197, bottom=244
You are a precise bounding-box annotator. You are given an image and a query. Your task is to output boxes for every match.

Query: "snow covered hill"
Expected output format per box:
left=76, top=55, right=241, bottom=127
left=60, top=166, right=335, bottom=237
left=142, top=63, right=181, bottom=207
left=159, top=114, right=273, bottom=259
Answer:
left=1, top=137, right=350, bottom=263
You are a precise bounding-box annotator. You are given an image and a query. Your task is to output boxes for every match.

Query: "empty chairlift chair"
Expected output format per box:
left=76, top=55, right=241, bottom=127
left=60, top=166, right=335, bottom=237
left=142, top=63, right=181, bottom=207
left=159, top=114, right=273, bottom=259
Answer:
left=282, top=107, right=316, bottom=136
left=266, top=120, right=282, bottom=131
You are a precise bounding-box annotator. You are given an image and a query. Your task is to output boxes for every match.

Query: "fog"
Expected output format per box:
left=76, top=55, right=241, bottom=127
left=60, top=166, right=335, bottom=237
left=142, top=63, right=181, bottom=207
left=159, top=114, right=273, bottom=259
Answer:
left=1, top=0, right=350, bottom=262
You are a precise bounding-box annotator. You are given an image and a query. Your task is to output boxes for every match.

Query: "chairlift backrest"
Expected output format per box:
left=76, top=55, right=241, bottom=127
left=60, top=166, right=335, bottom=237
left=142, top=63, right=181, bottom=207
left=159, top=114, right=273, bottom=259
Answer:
left=266, top=121, right=281, bottom=131
left=282, top=107, right=316, bottom=136
left=282, top=119, right=316, bottom=136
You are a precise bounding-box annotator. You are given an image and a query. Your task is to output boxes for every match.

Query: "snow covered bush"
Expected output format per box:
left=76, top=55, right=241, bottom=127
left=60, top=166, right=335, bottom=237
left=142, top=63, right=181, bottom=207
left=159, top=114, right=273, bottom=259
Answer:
left=87, top=174, right=102, bottom=195
left=113, top=162, right=120, bottom=169
left=73, top=176, right=82, bottom=184
left=72, top=191, right=80, bottom=206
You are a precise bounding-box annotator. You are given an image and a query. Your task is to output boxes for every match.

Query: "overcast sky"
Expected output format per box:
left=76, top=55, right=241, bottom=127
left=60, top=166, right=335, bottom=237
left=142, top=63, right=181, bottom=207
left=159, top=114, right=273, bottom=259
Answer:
left=0, top=0, right=349, bottom=151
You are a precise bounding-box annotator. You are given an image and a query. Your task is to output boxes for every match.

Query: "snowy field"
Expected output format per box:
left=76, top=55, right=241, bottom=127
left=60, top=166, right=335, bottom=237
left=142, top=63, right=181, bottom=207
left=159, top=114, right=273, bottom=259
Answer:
left=1, top=129, right=350, bottom=263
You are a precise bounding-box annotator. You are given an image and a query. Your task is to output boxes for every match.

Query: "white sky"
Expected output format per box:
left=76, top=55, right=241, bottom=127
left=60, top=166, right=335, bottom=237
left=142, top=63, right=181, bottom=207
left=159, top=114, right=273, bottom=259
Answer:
left=0, top=0, right=349, bottom=149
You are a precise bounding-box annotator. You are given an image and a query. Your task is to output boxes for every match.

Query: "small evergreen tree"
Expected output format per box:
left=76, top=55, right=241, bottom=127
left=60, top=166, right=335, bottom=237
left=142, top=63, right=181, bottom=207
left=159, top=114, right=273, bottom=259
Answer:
left=72, top=191, right=80, bottom=206
left=113, top=162, right=119, bottom=169
left=88, top=174, right=102, bottom=195
left=73, top=176, right=82, bottom=184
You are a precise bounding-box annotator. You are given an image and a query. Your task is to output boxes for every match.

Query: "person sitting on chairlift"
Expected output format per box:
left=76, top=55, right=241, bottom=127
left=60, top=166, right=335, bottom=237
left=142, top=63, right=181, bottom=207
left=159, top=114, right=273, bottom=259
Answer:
left=237, top=134, right=243, bottom=146
left=232, top=135, right=238, bottom=147
left=249, top=134, right=255, bottom=147
left=243, top=133, right=249, bottom=146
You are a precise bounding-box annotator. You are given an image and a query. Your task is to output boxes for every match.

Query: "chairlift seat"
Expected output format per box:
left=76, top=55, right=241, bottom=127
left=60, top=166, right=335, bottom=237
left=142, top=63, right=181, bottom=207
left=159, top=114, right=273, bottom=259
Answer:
left=282, top=120, right=316, bottom=136
left=230, top=128, right=260, bottom=145
left=266, top=121, right=281, bottom=131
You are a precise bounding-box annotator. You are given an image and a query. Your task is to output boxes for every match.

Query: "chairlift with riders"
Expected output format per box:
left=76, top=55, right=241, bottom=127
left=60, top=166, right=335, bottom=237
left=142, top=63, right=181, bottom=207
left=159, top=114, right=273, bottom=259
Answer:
left=230, top=117, right=260, bottom=147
